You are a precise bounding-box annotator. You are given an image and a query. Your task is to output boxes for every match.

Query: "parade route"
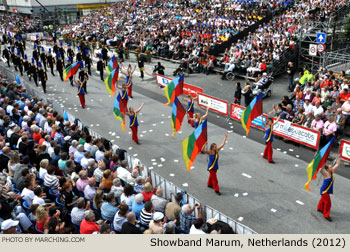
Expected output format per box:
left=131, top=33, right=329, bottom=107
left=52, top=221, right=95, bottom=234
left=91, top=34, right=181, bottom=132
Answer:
left=2, top=56, right=350, bottom=234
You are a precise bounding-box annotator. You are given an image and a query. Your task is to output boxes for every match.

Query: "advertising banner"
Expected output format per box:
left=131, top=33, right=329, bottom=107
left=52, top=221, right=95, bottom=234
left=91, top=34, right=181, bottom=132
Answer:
left=197, top=93, right=228, bottom=116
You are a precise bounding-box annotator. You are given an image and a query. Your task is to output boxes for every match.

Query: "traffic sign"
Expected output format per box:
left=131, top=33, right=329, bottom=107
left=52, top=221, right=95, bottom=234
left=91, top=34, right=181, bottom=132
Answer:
left=309, top=44, right=317, bottom=56
left=316, top=32, right=326, bottom=44
left=317, top=43, right=326, bottom=53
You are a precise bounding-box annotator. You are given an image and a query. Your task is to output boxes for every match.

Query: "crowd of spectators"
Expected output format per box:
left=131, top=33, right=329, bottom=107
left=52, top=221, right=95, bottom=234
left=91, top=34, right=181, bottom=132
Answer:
left=0, top=70, right=235, bottom=234
left=219, top=0, right=347, bottom=77
left=266, top=67, right=350, bottom=148
left=59, top=0, right=284, bottom=60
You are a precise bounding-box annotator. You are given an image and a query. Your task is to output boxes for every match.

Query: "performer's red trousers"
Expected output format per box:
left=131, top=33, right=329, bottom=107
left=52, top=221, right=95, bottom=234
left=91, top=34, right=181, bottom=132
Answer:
left=207, top=169, right=219, bottom=192
left=131, top=125, right=138, bottom=143
left=317, top=193, right=331, bottom=218
left=263, top=141, right=273, bottom=162
left=188, top=111, right=194, bottom=127
left=128, top=85, right=133, bottom=98
left=78, top=94, right=85, bottom=108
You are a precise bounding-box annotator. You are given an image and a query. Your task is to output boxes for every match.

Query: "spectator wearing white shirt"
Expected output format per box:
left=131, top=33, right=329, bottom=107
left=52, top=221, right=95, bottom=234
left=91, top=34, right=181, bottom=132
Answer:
left=84, top=135, right=93, bottom=152
left=39, top=159, right=49, bottom=180
left=80, top=152, right=90, bottom=168
left=69, top=140, right=79, bottom=157
left=312, top=102, right=324, bottom=117
left=21, top=178, right=35, bottom=207
left=71, top=198, right=90, bottom=225
left=189, top=218, right=206, bottom=234
left=93, top=160, right=106, bottom=183
left=95, top=145, right=105, bottom=162
left=32, top=187, right=45, bottom=205
left=303, top=99, right=313, bottom=115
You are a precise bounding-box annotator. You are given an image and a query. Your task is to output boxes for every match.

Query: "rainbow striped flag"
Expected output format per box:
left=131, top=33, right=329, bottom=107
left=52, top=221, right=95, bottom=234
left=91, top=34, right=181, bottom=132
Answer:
left=171, top=97, right=186, bottom=136
left=113, top=93, right=126, bottom=131
left=182, top=120, right=207, bottom=171
left=241, top=93, right=263, bottom=136
left=105, top=66, right=119, bottom=96
left=164, top=75, right=184, bottom=105
left=107, top=55, right=118, bottom=75
left=63, top=61, right=82, bottom=82
left=304, top=136, right=335, bottom=191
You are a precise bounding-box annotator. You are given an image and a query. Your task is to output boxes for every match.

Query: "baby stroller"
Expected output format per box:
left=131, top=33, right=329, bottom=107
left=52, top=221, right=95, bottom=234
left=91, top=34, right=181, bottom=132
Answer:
left=252, top=76, right=274, bottom=98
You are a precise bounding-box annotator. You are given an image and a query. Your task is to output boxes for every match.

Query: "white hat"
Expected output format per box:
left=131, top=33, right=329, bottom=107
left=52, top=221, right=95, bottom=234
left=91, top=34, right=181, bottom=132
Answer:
left=64, top=136, right=71, bottom=141
left=153, top=212, right=164, bottom=221
left=23, top=115, right=30, bottom=121
left=9, top=122, right=16, bottom=127
left=1, top=219, right=19, bottom=231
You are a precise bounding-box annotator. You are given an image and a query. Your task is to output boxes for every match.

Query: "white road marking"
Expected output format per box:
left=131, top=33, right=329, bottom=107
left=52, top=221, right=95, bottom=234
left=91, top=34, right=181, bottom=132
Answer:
left=229, top=122, right=232, bottom=125
left=242, top=136, right=246, bottom=138
left=276, top=148, right=281, bottom=151
left=178, top=131, right=182, bottom=134
left=96, top=124, right=100, bottom=127
left=182, top=183, right=188, bottom=187
left=296, top=200, right=304, bottom=205
left=112, top=132, right=116, bottom=136
left=140, top=120, right=144, bottom=123
left=296, top=155, right=300, bottom=158
left=128, top=132, right=131, bottom=134
left=242, top=192, right=248, bottom=196
left=139, top=113, right=143, bottom=116
left=283, top=151, right=287, bottom=154
left=174, top=160, right=179, bottom=163
left=158, top=164, right=163, bottom=167
left=149, top=129, right=153, bottom=132
left=160, top=158, right=166, bottom=162
left=133, top=154, right=138, bottom=157
left=216, top=116, right=220, bottom=118
left=169, top=174, right=175, bottom=177
left=229, top=147, right=233, bottom=150
left=234, top=193, right=239, bottom=197
left=116, top=136, right=120, bottom=139
left=142, top=131, right=147, bottom=133
left=111, top=140, right=115, bottom=142
left=237, top=217, right=244, bottom=222
left=271, top=208, right=277, bottom=213
left=228, top=130, right=233, bottom=133
left=109, top=131, right=112, bottom=135
left=87, top=108, right=91, bottom=110
left=90, top=124, right=94, bottom=127
left=161, top=114, right=165, bottom=117
left=230, top=126, right=234, bottom=129
left=242, top=173, right=252, bottom=179
left=151, top=159, right=156, bottom=162
left=152, top=162, right=157, bottom=165
left=295, top=164, right=299, bottom=167
left=160, top=121, right=164, bottom=124
left=190, top=166, right=195, bottom=170
left=260, top=153, right=263, bottom=155
left=152, top=124, right=157, bottom=126
left=289, top=149, right=294, bottom=152
left=140, top=134, right=143, bottom=137
left=165, top=133, right=169, bottom=136
left=128, top=147, right=133, bottom=150
left=148, top=167, right=153, bottom=170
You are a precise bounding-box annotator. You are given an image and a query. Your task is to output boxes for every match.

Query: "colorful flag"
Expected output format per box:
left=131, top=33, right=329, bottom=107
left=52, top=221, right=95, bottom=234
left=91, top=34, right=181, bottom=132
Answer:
left=304, top=136, right=335, bottom=191
left=241, top=93, right=263, bottom=136
left=164, top=75, right=184, bottom=105
left=107, top=55, right=119, bottom=75
left=113, top=93, right=126, bottom=132
left=63, top=61, right=82, bottom=82
left=182, top=120, right=207, bottom=171
left=171, top=97, right=186, bottom=136
left=105, top=66, right=119, bottom=96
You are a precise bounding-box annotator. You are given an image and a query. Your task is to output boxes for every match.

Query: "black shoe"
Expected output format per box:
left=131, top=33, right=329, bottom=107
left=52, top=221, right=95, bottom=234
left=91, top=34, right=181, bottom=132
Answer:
left=325, top=217, right=332, bottom=222
left=136, top=141, right=140, bottom=145
left=215, top=191, right=221, bottom=195
left=207, top=185, right=213, bottom=188
left=317, top=209, right=323, bottom=213
left=269, top=160, right=275, bottom=164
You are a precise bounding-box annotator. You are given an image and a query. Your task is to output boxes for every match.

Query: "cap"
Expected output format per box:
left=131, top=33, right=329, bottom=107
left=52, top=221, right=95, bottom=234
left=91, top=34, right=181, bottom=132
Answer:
left=68, top=56, right=72, bottom=62
left=77, top=46, right=80, bottom=51
left=99, top=53, right=102, bottom=59
left=38, top=61, right=42, bottom=68
left=31, top=58, right=35, bottom=64
left=85, top=49, right=88, bottom=54
left=153, top=212, right=164, bottom=221
left=68, top=41, right=71, bottom=47
left=41, top=46, right=44, bottom=52
left=64, top=136, right=71, bottom=141
left=1, top=219, right=19, bottom=231
left=24, top=54, right=27, bottom=60
left=49, top=48, right=51, bottom=53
